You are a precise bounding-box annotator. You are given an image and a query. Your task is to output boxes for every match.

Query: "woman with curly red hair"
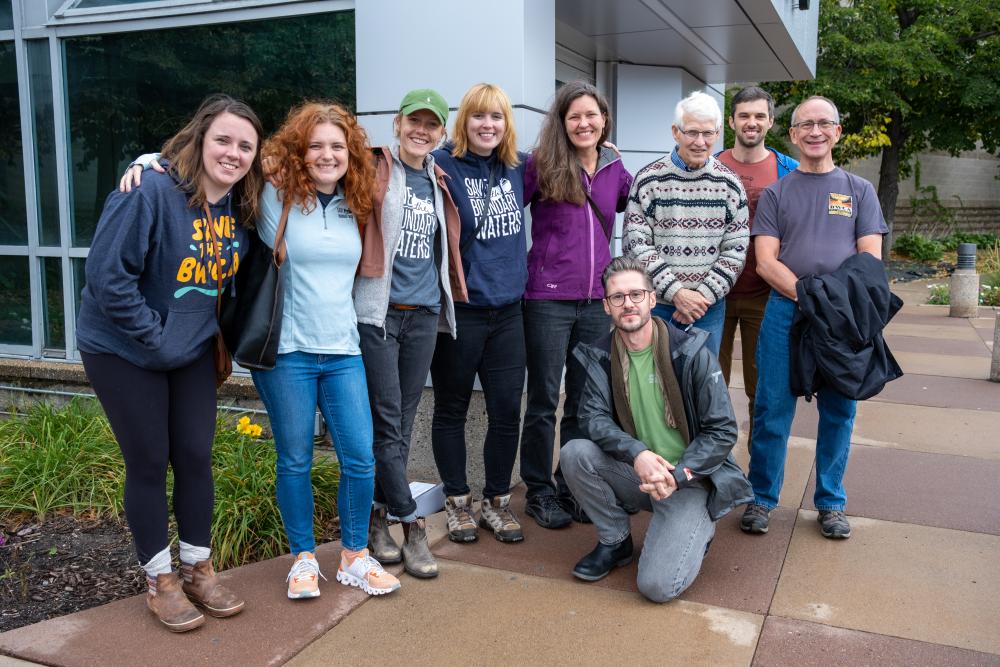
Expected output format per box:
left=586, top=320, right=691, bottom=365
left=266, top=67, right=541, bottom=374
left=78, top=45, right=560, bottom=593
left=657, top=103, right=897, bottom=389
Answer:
left=249, top=101, right=399, bottom=599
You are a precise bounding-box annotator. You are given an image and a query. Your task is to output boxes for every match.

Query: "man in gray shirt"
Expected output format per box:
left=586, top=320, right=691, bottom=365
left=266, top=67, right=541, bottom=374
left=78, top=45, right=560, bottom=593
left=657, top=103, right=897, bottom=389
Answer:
left=740, top=96, right=887, bottom=540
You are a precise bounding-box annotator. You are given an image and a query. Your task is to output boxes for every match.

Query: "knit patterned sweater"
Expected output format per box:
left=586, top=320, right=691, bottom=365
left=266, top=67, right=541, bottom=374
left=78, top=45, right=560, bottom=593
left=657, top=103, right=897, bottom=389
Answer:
left=622, top=154, right=749, bottom=305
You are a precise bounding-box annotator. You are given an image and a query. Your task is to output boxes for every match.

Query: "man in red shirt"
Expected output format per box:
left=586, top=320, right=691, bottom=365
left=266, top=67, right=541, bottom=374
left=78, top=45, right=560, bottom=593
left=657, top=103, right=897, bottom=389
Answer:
left=716, top=87, right=798, bottom=437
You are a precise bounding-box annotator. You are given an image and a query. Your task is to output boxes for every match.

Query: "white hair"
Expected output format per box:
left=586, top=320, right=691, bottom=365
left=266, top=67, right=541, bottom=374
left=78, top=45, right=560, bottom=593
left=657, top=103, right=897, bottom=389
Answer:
left=790, top=95, right=841, bottom=126
left=674, top=91, right=722, bottom=130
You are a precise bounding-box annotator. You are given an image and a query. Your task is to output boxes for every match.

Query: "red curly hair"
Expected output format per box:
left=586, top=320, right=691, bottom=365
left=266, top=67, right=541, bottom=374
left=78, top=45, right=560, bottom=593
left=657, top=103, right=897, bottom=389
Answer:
left=261, top=101, right=375, bottom=220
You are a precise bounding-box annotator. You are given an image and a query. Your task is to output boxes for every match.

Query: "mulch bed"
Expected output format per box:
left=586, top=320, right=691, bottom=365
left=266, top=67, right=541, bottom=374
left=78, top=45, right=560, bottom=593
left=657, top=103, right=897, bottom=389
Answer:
left=1, top=514, right=144, bottom=633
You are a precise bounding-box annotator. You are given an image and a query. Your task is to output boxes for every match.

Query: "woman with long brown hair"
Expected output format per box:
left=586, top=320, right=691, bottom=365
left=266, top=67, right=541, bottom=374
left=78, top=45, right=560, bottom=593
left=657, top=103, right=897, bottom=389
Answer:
left=519, top=82, right=633, bottom=529
left=79, top=93, right=261, bottom=632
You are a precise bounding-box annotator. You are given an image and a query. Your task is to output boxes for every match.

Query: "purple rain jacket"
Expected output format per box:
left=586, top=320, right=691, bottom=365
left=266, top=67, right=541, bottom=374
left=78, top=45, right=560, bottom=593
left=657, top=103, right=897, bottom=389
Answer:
left=523, top=146, right=633, bottom=301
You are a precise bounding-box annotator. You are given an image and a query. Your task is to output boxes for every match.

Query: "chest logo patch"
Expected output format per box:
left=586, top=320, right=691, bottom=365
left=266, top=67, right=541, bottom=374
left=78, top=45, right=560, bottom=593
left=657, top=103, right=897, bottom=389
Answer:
left=828, top=193, right=853, bottom=217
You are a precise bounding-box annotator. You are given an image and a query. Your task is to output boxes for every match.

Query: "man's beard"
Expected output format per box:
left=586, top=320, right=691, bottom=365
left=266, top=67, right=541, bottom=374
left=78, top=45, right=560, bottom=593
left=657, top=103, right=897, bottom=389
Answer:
left=615, top=308, right=650, bottom=333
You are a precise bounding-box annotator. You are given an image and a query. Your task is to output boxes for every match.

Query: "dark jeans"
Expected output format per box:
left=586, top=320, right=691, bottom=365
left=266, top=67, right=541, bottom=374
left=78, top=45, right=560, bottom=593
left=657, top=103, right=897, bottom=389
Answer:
left=430, top=302, right=526, bottom=499
left=520, top=298, right=610, bottom=499
left=359, top=307, right=439, bottom=520
left=81, top=349, right=216, bottom=565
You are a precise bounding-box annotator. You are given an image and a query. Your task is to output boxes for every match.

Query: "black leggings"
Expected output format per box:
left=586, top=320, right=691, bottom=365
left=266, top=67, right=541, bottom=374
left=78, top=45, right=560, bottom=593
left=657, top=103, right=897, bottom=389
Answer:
left=81, top=350, right=216, bottom=564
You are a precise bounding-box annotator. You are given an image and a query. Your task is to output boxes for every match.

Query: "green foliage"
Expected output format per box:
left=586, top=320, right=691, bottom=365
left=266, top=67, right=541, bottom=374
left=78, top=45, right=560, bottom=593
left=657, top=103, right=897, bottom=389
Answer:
left=926, top=283, right=950, bottom=305
left=0, top=399, right=124, bottom=520
left=0, top=399, right=341, bottom=570
left=938, top=233, right=1000, bottom=253
left=894, top=233, right=944, bottom=262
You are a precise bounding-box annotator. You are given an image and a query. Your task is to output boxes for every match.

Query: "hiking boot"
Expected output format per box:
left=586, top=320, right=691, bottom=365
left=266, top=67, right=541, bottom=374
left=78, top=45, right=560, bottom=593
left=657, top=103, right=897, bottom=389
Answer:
left=368, top=506, right=402, bottom=564
left=181, top=559, right=245, bottom=618
left=445, top=493, right=478, bottom=543
left=740, top=504, right=771, bottom=534
left=558, top=493, right=592, bottom=524
left=146, top=571, right=204, bottom=633
left=286, top=551, right=326, bottom=599
left=401, top=518, right=438, bottom=579
left=525, top=494, right=572, bottom=529
left=479, top=493, right=524, bottom=543
left=336, top=549, right=401, bottom=596
left=817, top=510, right=852, bottom=539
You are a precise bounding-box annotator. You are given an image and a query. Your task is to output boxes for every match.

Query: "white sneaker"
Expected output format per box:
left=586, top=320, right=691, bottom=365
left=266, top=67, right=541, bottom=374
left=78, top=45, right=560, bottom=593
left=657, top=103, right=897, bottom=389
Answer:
left=336, top=549, right=401, bottom=596
left=287, top=551, right=326, bottom=599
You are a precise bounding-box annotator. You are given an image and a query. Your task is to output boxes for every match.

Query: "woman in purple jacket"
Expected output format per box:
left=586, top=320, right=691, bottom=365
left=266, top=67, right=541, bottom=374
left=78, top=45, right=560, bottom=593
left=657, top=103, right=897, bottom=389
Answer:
left=520, top=81, right=634, bottom=529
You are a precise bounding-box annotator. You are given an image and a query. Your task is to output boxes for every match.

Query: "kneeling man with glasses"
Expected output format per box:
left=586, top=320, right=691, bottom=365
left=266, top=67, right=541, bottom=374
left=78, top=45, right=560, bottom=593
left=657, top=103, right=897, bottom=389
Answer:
left=560, top=257, right=752, bottom=602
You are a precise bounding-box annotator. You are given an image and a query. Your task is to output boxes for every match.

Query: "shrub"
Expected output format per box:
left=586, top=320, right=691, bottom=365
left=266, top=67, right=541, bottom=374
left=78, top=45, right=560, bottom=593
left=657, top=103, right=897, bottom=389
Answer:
left=0, top=399, right=340, bottom=570
left=926, top=283, right=950, bottom=305
left=894, top=233, right=944, bottom=262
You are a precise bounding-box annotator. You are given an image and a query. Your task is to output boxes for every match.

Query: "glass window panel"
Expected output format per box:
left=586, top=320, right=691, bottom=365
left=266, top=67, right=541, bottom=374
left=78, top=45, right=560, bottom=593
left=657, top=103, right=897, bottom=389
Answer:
left=72, top=256, right=86, bottom=321
left=41, top=257, right=65, bottom=353
left=0, top=1, right=12, bottom=31
left=0, top=256, right=31, bottom=345
left=73, top=0, right=170, bottom=8
left=65, top=11, right=356, bottom=246
left=0, top=42, right=27, bottom=245
left=28, top=40, right=60, bottom=246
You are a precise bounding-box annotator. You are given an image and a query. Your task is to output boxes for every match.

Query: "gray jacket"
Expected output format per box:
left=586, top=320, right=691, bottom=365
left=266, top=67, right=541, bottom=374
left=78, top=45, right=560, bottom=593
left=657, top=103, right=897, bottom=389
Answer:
left=573, top=319, right=753, bottom=520
left=353, top=143, right=458, bottom=337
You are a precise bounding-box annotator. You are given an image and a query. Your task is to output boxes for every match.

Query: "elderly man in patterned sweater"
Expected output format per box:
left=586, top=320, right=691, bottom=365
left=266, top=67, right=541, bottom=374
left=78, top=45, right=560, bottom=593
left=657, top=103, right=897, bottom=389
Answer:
left=623, top=91, right=749, bottom=357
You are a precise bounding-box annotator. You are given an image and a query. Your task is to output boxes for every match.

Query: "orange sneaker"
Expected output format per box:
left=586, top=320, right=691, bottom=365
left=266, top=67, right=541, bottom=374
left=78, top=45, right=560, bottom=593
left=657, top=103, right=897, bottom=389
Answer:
left=336, top=549, right=401, bottom=596
left=286, top=551, right=325, bottom=599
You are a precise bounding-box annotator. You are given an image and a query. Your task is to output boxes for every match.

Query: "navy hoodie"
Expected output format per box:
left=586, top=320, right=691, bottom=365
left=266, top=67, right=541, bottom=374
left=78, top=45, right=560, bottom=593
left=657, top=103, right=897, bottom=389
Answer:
left=76, top=169, right=248, bottom=371
left=432, top=144, right=527, bottom=308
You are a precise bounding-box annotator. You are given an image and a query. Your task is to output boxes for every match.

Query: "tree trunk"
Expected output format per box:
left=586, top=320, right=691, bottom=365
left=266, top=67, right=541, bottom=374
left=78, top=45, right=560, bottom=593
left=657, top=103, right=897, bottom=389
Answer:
left=876, top=110, right=905, bottom=258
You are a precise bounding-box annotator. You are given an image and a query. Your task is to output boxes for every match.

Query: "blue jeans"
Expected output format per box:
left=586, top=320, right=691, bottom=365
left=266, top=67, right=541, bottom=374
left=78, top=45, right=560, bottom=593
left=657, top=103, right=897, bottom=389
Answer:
left=748, top=293, right=856, bottom=511
left=252, top=352, right=375, bottom=553
left=521, top=299, right=611, bottom=499
left=652, top=300, right=725, bottom=357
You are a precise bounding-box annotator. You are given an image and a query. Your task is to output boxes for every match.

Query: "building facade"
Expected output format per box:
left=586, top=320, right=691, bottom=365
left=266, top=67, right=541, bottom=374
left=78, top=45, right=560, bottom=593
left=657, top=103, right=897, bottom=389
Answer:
left=0, top=0, right=817, bottom=363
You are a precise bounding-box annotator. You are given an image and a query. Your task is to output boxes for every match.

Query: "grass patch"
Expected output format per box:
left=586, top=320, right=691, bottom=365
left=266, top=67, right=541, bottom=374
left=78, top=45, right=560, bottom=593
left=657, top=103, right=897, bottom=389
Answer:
left=0, top=398, right=340, bottom=570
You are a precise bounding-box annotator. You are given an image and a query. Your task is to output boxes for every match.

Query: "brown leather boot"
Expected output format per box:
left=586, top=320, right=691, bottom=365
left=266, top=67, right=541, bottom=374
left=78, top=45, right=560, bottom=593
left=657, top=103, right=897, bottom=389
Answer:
left=181, top=560, right=245, bottom=618
left=402, top=518, right=438, bottom=579
left=368, top=506, right=402, bottom=564
left=147, top=572, right=204, bottom=633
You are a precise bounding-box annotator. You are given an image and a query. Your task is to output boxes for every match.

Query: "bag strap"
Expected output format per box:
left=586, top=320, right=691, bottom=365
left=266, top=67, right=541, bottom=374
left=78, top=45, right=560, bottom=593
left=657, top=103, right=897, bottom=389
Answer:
left=584, top=190, right=613, bottom=244
left=460, top=161, right=498, bottom=255
left=202, top=202, right=225, bottom=318
left=273, top=199, right=291, bottom=266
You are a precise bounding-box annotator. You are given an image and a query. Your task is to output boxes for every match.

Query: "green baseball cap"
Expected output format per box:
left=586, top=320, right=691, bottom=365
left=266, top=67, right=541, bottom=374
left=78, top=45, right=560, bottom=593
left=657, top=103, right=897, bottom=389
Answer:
left=399, top=88, right=449, bottom=125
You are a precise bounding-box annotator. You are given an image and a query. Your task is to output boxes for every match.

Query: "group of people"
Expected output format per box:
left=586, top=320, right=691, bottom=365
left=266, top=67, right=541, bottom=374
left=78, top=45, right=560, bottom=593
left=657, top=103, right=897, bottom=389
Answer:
left=77, top=78, right=887, bottom=632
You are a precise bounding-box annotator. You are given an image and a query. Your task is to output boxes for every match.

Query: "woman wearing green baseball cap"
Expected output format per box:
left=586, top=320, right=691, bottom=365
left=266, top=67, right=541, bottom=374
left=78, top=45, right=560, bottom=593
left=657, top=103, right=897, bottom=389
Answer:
left=355, top=89, right=468, bottom=579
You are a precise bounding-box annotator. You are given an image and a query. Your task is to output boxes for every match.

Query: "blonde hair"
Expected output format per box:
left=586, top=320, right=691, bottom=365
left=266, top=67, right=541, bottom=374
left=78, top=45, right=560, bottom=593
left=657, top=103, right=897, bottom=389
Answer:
left=450, top=83, right=520, bottom=168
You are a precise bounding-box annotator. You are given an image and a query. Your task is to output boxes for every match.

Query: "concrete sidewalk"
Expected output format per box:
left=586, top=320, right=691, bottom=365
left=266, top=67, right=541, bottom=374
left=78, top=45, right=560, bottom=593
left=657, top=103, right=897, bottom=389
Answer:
left=2, top=281, right=999, bottom=666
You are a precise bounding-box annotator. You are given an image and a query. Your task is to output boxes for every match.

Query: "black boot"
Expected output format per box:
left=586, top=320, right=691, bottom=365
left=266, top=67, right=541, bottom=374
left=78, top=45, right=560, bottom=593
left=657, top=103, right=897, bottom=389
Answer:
left=572, top=535, right=634, bottom=581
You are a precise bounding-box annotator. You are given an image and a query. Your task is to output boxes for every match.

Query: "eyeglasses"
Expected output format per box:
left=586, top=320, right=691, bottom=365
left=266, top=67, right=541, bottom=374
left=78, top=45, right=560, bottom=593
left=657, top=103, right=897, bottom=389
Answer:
left=605, top=289, right=652, bottom=307
left=678, top=128, right=718, bottom=141
left=791, top=119, right=838, bottom=132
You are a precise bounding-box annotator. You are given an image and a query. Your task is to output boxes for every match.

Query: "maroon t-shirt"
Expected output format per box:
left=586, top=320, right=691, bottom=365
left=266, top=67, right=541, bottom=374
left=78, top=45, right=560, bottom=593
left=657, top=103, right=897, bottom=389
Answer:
left=717, top=150, right=778, bottom=298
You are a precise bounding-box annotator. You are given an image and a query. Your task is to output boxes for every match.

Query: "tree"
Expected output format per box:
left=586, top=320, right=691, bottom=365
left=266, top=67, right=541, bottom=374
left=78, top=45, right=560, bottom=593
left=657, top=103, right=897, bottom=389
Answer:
left=764, top=0, right=1000, bottom=253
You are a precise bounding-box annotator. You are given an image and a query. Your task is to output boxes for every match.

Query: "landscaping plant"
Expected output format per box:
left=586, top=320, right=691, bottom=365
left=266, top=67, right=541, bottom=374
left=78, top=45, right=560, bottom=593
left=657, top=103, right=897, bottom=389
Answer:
left=0, top=399, right=340, bottom=570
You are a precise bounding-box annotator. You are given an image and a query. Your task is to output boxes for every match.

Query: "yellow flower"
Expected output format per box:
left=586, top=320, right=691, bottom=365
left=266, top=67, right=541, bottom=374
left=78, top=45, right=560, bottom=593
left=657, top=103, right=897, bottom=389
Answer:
left=236, top=415, right=253, bottom=435
left=249, top=424, right=263, bottom=438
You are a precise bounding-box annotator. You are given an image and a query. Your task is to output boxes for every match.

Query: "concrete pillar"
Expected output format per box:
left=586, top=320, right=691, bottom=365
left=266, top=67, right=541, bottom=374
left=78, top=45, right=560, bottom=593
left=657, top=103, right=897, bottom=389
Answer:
left=949, top=270, right=980, bottom=318
left=991, top=310, right=1000, bottom=382
left=354, top=0, right=554, bottom=149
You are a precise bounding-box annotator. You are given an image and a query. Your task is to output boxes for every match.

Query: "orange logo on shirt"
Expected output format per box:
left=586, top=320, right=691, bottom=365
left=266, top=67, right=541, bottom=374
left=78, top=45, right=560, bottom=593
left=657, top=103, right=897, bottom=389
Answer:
left=828, top=193, right=853, bottom=217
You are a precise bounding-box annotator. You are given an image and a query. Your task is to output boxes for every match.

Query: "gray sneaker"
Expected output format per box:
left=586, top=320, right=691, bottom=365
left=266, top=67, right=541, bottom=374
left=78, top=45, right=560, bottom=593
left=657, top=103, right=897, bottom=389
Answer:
left=817, top=510, right=852, bottom=539
left=479, top=493, right=524, bottom=543
left=445, top=494, right=478, bottom=543
left=740, top=504, right=771, bottom=534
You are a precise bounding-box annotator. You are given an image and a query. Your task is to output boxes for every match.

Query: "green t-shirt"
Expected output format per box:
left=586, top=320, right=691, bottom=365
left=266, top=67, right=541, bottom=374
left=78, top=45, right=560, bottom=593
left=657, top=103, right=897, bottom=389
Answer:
left=627, top=345, right=686, bottom=464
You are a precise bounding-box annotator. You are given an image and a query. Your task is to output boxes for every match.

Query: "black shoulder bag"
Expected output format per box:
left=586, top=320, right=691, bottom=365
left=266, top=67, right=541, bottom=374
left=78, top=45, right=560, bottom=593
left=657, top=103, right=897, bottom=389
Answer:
left=584, top=190, right=614, bottom=245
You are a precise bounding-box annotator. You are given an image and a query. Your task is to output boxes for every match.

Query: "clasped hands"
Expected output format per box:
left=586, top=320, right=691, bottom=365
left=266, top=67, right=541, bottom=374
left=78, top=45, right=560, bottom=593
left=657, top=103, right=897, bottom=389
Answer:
left=634, top=450, right=677, bottom=501
left=670, top=288, right=710, bottom=325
